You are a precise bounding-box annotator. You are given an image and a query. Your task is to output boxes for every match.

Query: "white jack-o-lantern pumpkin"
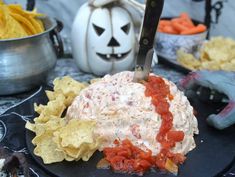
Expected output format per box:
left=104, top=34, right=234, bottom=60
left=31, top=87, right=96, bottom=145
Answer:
left=72, top=1, right=143, bottom=76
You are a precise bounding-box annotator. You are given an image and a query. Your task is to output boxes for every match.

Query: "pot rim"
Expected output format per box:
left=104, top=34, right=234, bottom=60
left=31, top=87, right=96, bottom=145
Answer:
left=0, top=17, right=57, bottom=42
left=157, top=30, right=208, bottom=38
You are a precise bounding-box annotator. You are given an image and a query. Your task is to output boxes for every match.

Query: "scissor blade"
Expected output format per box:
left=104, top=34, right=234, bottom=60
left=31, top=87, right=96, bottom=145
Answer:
left=133, top=0, right=164, bottom=82
left=133, top=48, right=154, bottom=82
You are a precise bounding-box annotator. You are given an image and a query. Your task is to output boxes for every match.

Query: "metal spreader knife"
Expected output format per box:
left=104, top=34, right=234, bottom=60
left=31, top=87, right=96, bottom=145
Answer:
left=133, top=0, right=164, bottom=82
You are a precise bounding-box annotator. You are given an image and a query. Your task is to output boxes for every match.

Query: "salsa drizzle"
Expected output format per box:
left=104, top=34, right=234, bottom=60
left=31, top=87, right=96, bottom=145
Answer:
left=145, top=76, right=185, bottom=169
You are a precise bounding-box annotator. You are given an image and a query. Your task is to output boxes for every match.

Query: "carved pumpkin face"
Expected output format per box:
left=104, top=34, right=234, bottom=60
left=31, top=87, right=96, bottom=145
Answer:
left=72, top=3, right=136, bottom=76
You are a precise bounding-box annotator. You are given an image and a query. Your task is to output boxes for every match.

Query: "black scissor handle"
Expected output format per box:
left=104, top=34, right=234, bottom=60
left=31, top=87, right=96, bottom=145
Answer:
left=26, top=0, right=35, bottom=11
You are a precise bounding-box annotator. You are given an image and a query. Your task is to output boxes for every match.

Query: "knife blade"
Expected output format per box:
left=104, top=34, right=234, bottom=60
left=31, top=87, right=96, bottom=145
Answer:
left=133, top=0, right=164, bottom=82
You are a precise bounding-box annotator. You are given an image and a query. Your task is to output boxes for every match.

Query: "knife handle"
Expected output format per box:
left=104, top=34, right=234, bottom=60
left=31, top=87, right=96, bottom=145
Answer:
left=139, top=0, right=164, bottom=49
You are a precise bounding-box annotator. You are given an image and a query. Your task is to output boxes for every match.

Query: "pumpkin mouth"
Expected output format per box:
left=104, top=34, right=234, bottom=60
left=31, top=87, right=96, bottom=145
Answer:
left=96, top=50, right=131, bottom=61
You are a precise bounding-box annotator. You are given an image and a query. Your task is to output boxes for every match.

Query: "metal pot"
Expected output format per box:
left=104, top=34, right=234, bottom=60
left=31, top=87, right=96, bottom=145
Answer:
left=0, top=17, right=64, bottom=95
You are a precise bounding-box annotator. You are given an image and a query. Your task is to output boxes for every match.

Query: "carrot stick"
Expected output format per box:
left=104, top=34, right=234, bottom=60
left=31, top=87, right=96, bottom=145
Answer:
left=171, top=18, right=183, bottom=23
left=180, top=12, right=190, bottom=19
left=158, top=25, right=164, bottom=32
left=180, top=24, right=207, bottom=35
left=172, top=20, right=189, bottom=33
left=159, top=20, right=171, bottom=27
left=158, top=28, right=164, bottom=32
left=183, top=18, right=195, bottom=28
left=180, top=20, right=195, bottom=28
left=171, top=18, right=193, bottom=28
left=180, top=12, right=195, bottom=28
left=163, top=25, right=179, bottom=34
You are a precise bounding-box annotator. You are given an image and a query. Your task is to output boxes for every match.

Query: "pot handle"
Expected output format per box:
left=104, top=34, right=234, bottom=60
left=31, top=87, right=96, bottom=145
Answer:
left=26, top=0, right=35, bottom=11
left=50, top=20, right=64, bottom=58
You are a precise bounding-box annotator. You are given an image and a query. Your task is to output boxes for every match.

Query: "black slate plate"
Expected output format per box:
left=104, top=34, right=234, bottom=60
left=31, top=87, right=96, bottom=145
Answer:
left=158, top=55, right=191, bottom=74
left=23, top=88, right=235, bottom=177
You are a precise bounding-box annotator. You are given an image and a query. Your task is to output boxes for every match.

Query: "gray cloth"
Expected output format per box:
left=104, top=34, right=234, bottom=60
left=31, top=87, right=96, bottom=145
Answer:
left=180, top=70, right=235, bottom=130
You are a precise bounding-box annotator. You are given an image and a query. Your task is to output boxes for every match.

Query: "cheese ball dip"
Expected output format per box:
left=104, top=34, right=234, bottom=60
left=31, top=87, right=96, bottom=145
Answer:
left=67, top=71, right=198, bottom=157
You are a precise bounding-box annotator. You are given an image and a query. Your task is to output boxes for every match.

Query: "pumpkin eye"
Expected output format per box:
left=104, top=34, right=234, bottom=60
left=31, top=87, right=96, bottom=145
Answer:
left=121, top=23, right=130, bottom=34
left=93, top=23, right=105, bottom=36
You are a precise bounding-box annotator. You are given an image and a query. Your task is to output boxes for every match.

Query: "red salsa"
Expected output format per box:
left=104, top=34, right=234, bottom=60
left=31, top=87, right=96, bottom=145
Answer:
left=101, top=75, right=186, bottom=175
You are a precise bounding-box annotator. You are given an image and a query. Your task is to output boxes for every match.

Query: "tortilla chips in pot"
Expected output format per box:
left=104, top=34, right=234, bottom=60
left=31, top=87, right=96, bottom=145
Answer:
left=0, top=0, right=45, bottom=39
